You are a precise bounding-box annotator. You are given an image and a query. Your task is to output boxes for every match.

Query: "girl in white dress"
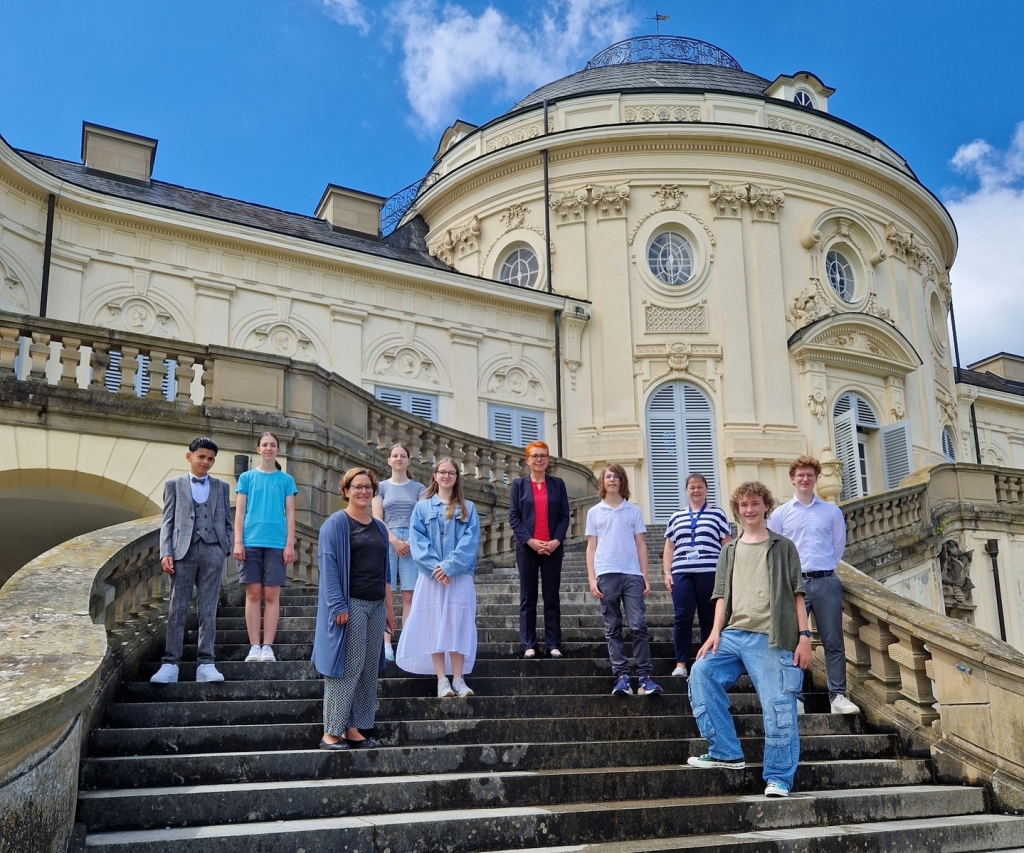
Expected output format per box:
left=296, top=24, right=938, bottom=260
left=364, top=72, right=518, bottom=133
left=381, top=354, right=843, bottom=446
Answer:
left=395, top=458, right=480, bottom=698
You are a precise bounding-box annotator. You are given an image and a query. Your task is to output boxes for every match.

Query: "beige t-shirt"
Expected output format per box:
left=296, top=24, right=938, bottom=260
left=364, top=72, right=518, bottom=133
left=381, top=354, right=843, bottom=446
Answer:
left=726, top=538, right=771, bottom=635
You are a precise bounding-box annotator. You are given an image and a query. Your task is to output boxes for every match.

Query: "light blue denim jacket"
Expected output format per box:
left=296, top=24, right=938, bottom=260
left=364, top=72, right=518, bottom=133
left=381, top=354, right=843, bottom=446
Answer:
left=409, top=494, right=480, bottom=578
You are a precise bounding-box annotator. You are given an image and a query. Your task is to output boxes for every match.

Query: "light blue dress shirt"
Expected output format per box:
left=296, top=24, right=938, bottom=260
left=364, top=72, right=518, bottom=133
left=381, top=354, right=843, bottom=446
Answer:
left=767, top=494, right=846, bottom=573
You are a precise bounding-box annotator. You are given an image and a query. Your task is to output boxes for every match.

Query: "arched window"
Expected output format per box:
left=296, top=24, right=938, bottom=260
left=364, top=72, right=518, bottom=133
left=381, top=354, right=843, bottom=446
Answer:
left=646, top=381, right=720, bottom=522
left=794, top=90, right=814, bottom=108
left=942, top=427, right=957, bottom=462
left=833, top=391, right=913, bottom=501
left=498, top=246, right=539, bottom=288
left=647, top=231, right=695, bottom=285
left=825, top=249, right=855, bottom=301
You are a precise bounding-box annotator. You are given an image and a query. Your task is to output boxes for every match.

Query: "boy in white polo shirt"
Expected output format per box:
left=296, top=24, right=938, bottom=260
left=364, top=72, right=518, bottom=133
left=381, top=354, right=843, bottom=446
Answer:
left=585, top=464, right=662, bottom=696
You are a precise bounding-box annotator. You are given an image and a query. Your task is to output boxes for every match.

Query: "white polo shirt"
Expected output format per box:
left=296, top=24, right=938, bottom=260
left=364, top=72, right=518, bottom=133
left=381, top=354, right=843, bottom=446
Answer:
left=585, top=499, right=647, bottom=576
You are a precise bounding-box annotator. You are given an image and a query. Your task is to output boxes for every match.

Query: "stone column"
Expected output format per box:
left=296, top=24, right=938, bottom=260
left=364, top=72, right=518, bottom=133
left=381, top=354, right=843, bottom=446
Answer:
left=193, top=278, right=235, bottom=346
left=449, top=329, right=483, bottom=435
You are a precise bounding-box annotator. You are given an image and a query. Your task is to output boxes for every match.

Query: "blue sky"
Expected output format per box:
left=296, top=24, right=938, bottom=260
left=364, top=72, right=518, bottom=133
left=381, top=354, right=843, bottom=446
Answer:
left=1, top=0, right=1022, bottom=362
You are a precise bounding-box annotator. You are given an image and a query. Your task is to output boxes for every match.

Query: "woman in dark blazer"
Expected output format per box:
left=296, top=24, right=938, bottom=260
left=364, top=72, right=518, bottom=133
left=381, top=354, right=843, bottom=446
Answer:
left=509, top=440, right=571, bottom=658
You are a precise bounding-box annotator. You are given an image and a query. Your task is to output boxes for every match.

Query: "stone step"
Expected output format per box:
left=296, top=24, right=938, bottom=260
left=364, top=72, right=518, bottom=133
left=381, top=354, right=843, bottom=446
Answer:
left=89, top=713, right=866, bottom=757
left=78, top=759, right=934, bottom=832
left=79, top=733, right=899, bottom=790
left=81, top=785, right=988, bottom=853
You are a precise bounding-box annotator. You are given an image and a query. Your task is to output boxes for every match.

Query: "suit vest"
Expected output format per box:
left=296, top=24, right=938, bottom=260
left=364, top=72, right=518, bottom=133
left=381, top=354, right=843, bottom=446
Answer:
left=192, top=496, right=219, bottom=545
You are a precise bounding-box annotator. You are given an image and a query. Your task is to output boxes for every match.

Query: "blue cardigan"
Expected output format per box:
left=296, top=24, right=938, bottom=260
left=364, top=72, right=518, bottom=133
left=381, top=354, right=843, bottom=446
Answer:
left=311, top=510, right=390, bottom=678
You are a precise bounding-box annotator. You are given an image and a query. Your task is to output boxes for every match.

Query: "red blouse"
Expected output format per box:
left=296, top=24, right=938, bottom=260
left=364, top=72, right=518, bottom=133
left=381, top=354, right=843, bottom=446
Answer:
left=532, top=480, right=550, bottom=541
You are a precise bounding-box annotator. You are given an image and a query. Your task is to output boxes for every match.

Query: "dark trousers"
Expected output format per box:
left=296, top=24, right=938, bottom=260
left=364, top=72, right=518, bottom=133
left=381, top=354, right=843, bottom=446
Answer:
left=163, top=537, right=226, bottom=665
left=803, top=573, right=847, bottom=699
left=670, top=571, right=716, bottom=668
left=597, top=572, right=652, bottom=677
left=516, top=544, right=563, bottom=651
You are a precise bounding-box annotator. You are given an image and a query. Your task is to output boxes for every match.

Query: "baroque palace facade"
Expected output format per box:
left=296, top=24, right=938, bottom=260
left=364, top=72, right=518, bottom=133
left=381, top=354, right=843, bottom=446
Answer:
left=1, top=35, right=1021, bottom=520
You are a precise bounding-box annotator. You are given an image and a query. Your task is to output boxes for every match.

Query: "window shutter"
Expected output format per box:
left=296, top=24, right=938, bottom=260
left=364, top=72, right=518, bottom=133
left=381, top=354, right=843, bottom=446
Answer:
left=684, top=417, right=718, bottom=507
left=648, top=415, right=681, bottom=522
left=833, top=409, right=859, bottom=501
left=518, top=411, right=542, bottom=445
left=375, top=387, right=405, bottom=409
left=489, top=406, right=514, bottom=445
left=942, top=427, right=956, bottom=462
left=409, top=392, right=437, bottom=421
left=881, top=421, right=914, bottom=490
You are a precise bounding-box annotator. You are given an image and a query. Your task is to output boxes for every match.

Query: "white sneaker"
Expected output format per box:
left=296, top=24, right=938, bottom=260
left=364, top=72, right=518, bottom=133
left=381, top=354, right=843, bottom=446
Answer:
left=830, top=694, right=860, bottom=715
left=245, top=644, right=262, bottom=662
left=671, top=664, right=688, bottom=677
left=196, top=663, right=225, bottom=682
left=384, top=644, right=395, bottom=662
left=260, top=645, right=276, bottom=662
left=765, top=782, right=789, bottom=798
left=150, top=663, right=178, bottom=684
left=452, top=678, right=474, bottom=697
left=437, top=678, right=454, bottom=698
left=796, top=698, right=806, bottom=715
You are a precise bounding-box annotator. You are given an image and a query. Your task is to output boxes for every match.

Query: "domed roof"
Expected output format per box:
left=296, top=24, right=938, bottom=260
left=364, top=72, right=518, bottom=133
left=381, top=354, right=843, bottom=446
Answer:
left=513, top=36, right=770, bottom=111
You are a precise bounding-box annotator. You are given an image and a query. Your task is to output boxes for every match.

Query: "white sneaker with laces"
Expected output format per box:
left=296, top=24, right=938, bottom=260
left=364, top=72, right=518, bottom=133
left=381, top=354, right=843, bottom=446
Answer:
left=671, top=664, right=688, bottom=677
left=830, top=694, right=860, bottom=715
left=196, top=663, right=225, bottom=682
left=260, top=645, right=276, bottom=662
left=452, top=678, right=474, bottom=697
left=245, top=644, right=262, bottom=662
left=150, top=663, right=179, bottom=684
left=796, top=698, right=806, bottom=715
left=764, top=782, right=789, bottom=798
left=437, top=677, right=454, bottom=698
left=384, top=644, right=395, bottom=662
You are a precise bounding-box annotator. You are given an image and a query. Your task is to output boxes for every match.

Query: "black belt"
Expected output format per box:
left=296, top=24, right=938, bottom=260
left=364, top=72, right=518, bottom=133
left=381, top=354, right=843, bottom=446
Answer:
left=803, top=570, right=835, bottom=579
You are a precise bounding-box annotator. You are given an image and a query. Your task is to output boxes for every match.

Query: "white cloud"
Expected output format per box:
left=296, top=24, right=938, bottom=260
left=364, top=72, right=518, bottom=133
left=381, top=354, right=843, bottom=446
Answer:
left=320, top=0, right=370, bottom=35
left=945, top=122, right=1024, bottom=364
left=392, top=0, right=636, bottom=133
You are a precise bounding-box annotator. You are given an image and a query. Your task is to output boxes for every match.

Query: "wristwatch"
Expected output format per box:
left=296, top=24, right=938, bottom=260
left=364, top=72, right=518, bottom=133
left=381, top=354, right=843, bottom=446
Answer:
left=798, top=630, right=812, bottom=638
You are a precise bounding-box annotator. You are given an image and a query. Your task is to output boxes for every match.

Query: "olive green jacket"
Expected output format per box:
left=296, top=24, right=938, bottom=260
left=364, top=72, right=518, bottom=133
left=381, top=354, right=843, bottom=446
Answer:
left=711, top=532, right=804, bottom=652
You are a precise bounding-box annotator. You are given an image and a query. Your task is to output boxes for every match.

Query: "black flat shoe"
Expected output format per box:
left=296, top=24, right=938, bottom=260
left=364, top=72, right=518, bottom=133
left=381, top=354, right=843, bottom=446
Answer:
left=344, top=737, right=378, bottom=749
left=319, top=738, right=350, bottom=751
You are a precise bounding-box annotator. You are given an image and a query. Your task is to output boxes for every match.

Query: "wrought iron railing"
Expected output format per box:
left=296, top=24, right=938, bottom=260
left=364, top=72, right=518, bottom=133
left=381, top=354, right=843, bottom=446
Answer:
left=380, top=179, right=422, bottom=237
left=584, top=35, right=742, bottom=71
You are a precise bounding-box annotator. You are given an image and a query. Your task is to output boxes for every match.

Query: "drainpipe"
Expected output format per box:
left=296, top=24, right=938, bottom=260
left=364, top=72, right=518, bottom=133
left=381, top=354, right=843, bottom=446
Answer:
left=39, top=193, right=56, bottom=317
left=984, top=539, right=1007, bottom=642
left=542, top=98, right=563, bottom=457
left=970, top=402, right=982, bottom=464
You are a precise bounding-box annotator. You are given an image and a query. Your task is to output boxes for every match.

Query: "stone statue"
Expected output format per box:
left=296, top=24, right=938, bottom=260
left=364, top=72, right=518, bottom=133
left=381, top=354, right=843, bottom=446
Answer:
left=939, top=539, right=975, bottom=609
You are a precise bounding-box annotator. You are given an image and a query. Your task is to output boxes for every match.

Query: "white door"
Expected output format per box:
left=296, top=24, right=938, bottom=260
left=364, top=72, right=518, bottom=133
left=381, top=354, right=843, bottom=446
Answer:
left=646, top=382, right=721, bottom=523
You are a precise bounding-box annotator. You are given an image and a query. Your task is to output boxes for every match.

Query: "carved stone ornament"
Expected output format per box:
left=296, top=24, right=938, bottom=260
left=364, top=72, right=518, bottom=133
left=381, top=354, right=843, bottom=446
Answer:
left=249, top=322, right=314, bottom=360
left=941, top=398, right=958, bottom=429
left=709, top=182, right=747, bottom=218
left=592, top=183, right=630, bottom=217
left=885, top=222, right=930, bottom=269
left=639, top=341, right=721, bottom=392
left=652, top=184, right=686, bottom=210
left=1, top=270, right=30, bottom=313
left=939, top=539, right=975, bottom=617
left=549, top=186, right=593, bottom=221
left=105, top=295, right=178, bottom=339
left=644, top=301, right=708, bottom=333
left=560, top=306, right=590, bottom=391
left=748, top=184, right=786, bottom=222
left=374, top=345, right=440, bottom=386
left=807, top=388, right=828, bottom=424
left=624, top=105, right=701, bottom=123
left=766, top=115, right=872, bottom=155
left=428, top=216, right=480, bottom=265
left=826, top=331, right=883, bottom=355
left=863, top=292, right=895, bottom=325
left=500, top=204, right=529, bottom=231
left=789, top=279, right=834, bottom=330
left=487, top=363, right=544, bottom=401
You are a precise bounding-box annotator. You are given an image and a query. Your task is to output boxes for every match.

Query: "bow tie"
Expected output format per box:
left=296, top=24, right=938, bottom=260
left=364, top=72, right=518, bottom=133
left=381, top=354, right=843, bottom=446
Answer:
left=191, top=476, right=208, bottom=484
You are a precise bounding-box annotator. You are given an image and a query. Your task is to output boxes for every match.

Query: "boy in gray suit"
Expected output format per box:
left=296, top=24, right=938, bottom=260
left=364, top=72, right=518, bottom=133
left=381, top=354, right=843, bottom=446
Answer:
left=151, top=437, right=234, bottom=683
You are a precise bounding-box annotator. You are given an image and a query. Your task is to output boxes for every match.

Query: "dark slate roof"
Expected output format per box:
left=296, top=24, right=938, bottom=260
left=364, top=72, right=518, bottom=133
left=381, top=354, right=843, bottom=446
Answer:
left=17, top=151, right=452, bottom=271
left=513, top=61, right=771, bottom=110
left=957, top=368, right=1024, bottom=398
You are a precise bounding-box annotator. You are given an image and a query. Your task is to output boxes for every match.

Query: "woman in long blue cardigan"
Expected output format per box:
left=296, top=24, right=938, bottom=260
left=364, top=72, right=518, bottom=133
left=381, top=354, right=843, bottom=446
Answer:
left=312, top=467, right=394, bottom=750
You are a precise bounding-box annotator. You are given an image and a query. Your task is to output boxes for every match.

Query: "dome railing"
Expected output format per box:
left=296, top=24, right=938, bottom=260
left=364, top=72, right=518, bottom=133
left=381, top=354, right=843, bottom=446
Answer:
left=584, top=35, right=742, bottom=71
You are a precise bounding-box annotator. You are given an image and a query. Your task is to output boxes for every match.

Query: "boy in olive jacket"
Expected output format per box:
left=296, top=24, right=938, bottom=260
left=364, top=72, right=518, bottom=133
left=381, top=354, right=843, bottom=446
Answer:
left=686, top=481, right=811, bottom=798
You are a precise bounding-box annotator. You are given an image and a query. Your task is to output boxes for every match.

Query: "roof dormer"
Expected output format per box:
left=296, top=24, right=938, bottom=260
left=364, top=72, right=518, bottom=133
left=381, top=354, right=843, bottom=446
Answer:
left=433, top=120, right=478, bottom=162
left=764, top=71, right=835, bottom=113
left=81, top=122, right=158, bottom=183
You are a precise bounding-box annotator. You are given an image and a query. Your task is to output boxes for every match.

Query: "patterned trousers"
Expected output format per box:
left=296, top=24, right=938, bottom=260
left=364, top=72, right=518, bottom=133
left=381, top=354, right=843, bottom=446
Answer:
left=323, top=598, right=386, bottom=735
left=163, top=538, right=226, bottom=665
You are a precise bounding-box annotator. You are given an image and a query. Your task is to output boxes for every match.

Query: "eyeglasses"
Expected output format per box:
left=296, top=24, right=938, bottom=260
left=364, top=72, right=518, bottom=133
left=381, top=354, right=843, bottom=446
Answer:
left=348, top=484, right=374, bottom=492
left=435, top=470, right=458, bottom=478
left=603, top=474, right=622, bottom=481
left=529, top=454, right=549, bottom=460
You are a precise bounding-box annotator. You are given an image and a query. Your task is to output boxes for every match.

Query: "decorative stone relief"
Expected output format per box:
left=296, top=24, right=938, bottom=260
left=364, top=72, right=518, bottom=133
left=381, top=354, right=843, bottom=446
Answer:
left=808, top=388, right=828, bottom=424
left=560, top=305, right=590, bottom=391
left=766, top=115, right=872, bottom=155
left=0, top=266, right=30, bottom=313
left=627, top=185, right=711, bottom=246
left=939, top=540, right=975, bottom=618
left=374, top=344, right=441, bottom=386
left=247, top=322, right=315, bottom=360
left=636, top=341, right=721, bottom=392
left=549, top=186, right=592, bottom=221
left=500, top=204, right=529, bottom=231
left=485, top=360, right=545, bottom=401
left=941, top=398, right=958, bottom=429
left=885, top=374, right=906, bottom=420
left=624, top=105, right=701, bottom=123
left=484, top=119, right=553, bottom=152
left=104, top=294, right=179, bottom=338
left=825, top=331, right=883, bottom=355
left=923, top=261, right=953, bottom=310
left=643, top=301, right=708, bottom=333
left=428, top=216, right=480, bottom=265
left=885, top=222, right=930, bottom=269
left=592, top=183, right=630, bottom=217
left=863, top=292, right=895, bottom=325
left=709, top=182, right=747, bottom=218
left=934, top=358, right=952, bottom=392
left=789, top=279, right=834, bottom=330
left=748, top=185, right=786, bottom=222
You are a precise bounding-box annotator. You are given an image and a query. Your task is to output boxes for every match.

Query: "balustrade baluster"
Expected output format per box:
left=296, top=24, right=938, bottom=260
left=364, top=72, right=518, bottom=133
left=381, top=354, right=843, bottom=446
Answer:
left=887, top=626, right=939, bottom=725
left=57, top=337, right=82, bottom=387
left=174, top=356, right=195, bottom=403
left=28, top=332, right=50, bottom=381
left=198, top=360, right=214, bottom=404
left=118, top=346, right=140, bottom=395
left=89, top=343, right=111, bottom=390
left=366, top=409, right=384, bottom=449
left=857, top=615, right=903, bottom=704
left=0, top=327, right=19, bottom=375
left=448, top=439, right=465, bottom=475
left=147, top=351, right=168, bottom=399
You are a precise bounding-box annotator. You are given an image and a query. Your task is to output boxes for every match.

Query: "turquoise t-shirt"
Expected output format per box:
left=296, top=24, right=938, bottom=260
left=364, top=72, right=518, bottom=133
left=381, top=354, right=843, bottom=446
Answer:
left=236, top=469, right=298, bottom=548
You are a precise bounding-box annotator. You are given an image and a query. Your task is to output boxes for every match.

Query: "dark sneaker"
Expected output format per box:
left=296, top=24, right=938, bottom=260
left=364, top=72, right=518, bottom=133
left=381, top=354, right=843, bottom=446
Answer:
left=611, top=675, right=632, bottom=696
left=637, top=675, right=663, bottom=695
left=686, top=753, right=746, bottom=769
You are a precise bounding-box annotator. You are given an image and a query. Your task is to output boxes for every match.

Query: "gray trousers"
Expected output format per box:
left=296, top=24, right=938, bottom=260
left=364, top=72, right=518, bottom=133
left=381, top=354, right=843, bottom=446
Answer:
left=324, top=598, right=386, bottom=735
left=597, top=572, right=651, bottom=677
left=162, top=538, right=226, bottom=665
left=804, top=573, right=847, bottom=699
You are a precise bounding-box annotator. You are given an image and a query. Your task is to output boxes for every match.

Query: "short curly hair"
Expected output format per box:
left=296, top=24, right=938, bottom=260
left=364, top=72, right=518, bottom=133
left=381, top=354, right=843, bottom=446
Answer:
left=789, top=455, right=822, bottom=478
left=729, top=481, right=774, bottom=522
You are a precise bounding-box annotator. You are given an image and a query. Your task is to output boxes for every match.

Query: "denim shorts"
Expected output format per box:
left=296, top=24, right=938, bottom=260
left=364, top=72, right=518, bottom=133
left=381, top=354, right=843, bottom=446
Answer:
left=238, top=546, right=286, bottom=586
left=388, top=526, right=418, bottom=592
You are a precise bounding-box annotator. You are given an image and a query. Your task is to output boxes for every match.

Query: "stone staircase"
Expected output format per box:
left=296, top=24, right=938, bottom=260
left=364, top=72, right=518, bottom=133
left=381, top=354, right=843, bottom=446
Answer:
left=76, top=536, right=1024, bottom=852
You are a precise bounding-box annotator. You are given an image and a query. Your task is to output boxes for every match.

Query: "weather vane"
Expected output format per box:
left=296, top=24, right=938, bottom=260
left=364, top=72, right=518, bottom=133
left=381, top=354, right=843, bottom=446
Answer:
left=648, top=10, right=670, bottom=37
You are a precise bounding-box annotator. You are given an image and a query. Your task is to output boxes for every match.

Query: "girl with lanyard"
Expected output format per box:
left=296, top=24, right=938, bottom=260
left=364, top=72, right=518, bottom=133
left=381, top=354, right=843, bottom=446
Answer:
left=372, top=443, right=425, bottom=661
left=662, top=473, right=732, bottom=677
left=395, top=458, right=480, bottom=698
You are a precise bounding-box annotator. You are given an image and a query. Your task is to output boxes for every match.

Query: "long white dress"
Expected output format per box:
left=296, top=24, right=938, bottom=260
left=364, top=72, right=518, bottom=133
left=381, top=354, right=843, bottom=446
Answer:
left=395, top=570, right=477, bottom=675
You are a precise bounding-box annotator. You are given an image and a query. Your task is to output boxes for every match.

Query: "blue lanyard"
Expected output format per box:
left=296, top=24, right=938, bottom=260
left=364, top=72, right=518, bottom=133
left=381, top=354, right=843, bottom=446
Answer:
left=688, top=502, right=707, bottom=548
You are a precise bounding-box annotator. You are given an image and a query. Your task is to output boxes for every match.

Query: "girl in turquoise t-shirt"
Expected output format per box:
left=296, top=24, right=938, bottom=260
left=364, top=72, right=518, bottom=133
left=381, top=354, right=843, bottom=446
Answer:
left=234, top=432, right=297, bottom=663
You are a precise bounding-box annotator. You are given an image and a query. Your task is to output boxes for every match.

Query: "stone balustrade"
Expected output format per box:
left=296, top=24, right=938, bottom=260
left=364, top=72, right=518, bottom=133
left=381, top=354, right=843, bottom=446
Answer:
left=838, top=558, right=1024, bottom=810
left=842, top=481, right=927, bottom=549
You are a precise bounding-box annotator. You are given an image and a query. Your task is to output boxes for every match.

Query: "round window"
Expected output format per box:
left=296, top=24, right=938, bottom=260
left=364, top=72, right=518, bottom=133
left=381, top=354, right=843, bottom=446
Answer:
left=794, top=90, right=814, bottom=108
left=825, top=250, right=855, bottom=301
left=498, top=247, right=539, bottom=288
left=647, top=231, right=695, bottom=285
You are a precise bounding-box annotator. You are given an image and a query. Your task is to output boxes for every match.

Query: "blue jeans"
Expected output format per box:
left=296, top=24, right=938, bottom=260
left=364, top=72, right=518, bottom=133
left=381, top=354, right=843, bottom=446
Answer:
left=670, top=571, right=716, bottom=668
left=688, top=629, right=802, bottom=790
left=596, top=572, right=651, bottom=677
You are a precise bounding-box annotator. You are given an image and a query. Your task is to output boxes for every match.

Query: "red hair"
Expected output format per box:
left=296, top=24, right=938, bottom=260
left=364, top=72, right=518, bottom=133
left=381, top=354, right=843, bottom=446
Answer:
left=524, top=440, right=550, bottom=462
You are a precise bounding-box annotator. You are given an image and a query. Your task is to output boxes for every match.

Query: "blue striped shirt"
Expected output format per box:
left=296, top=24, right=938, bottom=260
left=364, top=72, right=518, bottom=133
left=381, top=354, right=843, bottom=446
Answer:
left=664, top=504, right=731, bottom=574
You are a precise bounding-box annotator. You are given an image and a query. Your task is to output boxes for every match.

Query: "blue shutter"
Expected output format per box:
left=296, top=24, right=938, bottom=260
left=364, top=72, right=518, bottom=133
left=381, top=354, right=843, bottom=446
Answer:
left=881, top=421, right=914, bottom=490
left=488, top=404, right=543, bottom=447
left=833, top=409, right=859, bottom=501
left=375, top=386, right=438, bottom=420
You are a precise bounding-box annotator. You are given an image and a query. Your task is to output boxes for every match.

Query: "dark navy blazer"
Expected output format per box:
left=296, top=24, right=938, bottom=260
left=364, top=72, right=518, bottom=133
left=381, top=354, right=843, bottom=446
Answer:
left=508, top=475, right=571, bottom=546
